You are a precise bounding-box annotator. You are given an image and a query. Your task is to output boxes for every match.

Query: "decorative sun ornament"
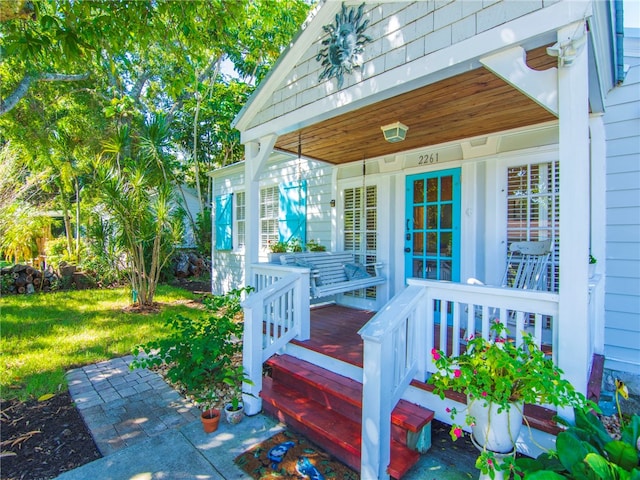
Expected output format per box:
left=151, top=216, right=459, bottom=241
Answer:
left=316, top=3, right=372, bottom=89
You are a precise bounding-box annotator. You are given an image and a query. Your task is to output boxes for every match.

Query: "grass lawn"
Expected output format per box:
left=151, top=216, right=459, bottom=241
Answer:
left=0, top=285, right=203, bottom=401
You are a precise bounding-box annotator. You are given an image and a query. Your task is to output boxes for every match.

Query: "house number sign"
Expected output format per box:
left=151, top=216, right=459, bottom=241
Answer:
left=418, top=153, right=439, bottom=165
left=405, top=147, right=462, bottom=169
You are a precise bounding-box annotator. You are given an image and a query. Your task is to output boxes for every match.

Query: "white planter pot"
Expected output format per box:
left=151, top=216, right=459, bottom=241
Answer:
left=588, top=263, right=596, bottom=278
left=224, top=402, right=245, bottom=425
left=468, top=399, right=523, bottom=454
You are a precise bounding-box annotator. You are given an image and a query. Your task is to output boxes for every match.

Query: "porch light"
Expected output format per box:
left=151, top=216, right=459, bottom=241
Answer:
left=380, top=122, right=408, bottom=143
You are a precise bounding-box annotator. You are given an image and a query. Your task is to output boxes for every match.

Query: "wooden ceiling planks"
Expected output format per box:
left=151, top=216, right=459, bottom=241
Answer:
left=273, top=46, right=557, bottom=164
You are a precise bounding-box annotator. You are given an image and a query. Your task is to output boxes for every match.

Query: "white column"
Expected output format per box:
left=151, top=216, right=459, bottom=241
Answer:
left=243, top=135, right=278, bottom=285
left=557, top=21, right=590, bottom=416
left=244, top=141, right=261, bottom=284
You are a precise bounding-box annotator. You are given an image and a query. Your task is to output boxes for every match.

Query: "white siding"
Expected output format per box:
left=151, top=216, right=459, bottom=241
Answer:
left=209, top=158, right=333, bottom=294
left=603, top=30, right=640, bottom=376
left=248, top=0, right=545, bottom=130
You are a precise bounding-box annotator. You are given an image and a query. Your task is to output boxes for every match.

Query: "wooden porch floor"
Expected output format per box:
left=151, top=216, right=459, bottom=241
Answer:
left=291, top=304, right=373, bottom=367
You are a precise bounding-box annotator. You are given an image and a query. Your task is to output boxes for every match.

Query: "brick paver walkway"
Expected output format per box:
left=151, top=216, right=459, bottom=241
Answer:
left=66, top=355, right=199, bottom=455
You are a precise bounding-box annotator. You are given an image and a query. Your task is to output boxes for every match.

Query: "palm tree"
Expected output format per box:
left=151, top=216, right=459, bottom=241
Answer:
left=97, top=115, right=183, bottom=306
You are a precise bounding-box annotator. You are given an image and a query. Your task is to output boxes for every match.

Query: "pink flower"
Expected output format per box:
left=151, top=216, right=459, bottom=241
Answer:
left=467, top=334, right=474, bottom=340
left=446, top=407, right=451, bottom=413
left=431, top=348, right=441, bottom=361
left=487, top=458, right=493, bottom=466
left=481, top=391, right=488, bottom=397
left=453, top=427, right=462, bottom=439
left=454, top=369, right=461, bottom=378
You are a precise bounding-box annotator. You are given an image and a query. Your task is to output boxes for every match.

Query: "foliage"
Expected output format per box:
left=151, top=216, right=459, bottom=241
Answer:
left=96, top=115, right=184, bottom=306
left=305, top=239, right=327, bottom=252
left=79, top=215, right=127, bottom=287
left=0, top=285, right=200, bottom=401
left=589, top=254, right=597, bottom=264
left=194, top=207, right=212, bottom=257
left=44, top=237, right=74, bottom=269
left=1, top=0, right=312, bottom=275
left=268, top=237, right=308, bottom=253
left=0, top=202, right=52, bottom=264
left=516, top=408, right=640, bottom=479
left=131, top=286, right=253, bottom=408
left=429, top=321, right=594, bottom=439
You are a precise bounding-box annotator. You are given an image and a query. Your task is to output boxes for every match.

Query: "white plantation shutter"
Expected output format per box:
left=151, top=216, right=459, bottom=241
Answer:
left=506, top=161, right=559, bottom=291
left=236, top=191, right=245, bottom=249
left=260, top=186, right=279, bottom=250
left=343, top=185, right=378, bottom=299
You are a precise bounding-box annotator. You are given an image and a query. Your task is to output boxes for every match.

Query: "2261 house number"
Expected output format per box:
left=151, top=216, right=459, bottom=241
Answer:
left=418, top=153, right=439, bottom=165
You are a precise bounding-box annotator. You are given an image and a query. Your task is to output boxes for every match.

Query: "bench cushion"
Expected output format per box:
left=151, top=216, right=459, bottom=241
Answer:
left=344, top=263, right=371, bottom=280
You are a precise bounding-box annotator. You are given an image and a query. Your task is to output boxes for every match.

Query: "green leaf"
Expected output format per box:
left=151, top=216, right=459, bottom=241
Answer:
left=604, top=440, right=639, bottom=471
left=526, top=472, right=566, bottom=479
left=620, top=415, right=640, bottom=448
left=556, top=431, right=590, bottom=473
left=584, top=454, right=616, bottom=480
left=38, top=393, right=55, bottom=402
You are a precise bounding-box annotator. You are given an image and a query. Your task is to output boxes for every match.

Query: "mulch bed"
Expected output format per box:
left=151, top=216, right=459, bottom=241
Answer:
left=0, top=391, right=101, bottom=480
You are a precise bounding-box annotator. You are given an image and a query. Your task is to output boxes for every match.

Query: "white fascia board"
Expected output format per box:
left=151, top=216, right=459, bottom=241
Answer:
left=232, top=1, right=340, bottom=131
left=240, top=0, right=592, bottom=144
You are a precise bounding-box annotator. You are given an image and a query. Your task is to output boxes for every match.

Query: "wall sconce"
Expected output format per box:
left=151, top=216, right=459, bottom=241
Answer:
left=381, top=122, right=409, bottom=143
left=330, top=199, right=336, bottom=208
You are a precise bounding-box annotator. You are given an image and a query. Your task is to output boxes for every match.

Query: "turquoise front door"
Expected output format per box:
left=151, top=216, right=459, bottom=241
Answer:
left=405, top=169, right=461, bottom=283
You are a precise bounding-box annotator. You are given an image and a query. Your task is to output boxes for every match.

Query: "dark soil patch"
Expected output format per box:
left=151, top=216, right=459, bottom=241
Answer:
left=0, top=392, right=101, bottom=480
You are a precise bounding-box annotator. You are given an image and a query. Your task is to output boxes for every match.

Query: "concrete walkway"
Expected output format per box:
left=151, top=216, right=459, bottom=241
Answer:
left=56, top=356, right=477, bottom=480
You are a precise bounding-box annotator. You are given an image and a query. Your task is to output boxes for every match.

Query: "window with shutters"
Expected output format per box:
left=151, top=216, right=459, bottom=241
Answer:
left=260, top=186, right=279, bottom=251
left=236, top=191, right=245, bottom=249
left=260, top=182, right=307, bottom=251
left=215, top=194, right=233, bottom=250
left=343, top=185, right=378, bottom=299
left=506, top=161, right=559, bottom=292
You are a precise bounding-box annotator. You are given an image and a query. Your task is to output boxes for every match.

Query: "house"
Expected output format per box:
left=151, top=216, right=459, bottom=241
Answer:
left=209, top=1, right=636, bottom=477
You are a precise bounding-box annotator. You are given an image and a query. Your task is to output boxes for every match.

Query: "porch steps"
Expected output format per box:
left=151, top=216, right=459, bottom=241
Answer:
left=261, top=354, right=434, bottom=479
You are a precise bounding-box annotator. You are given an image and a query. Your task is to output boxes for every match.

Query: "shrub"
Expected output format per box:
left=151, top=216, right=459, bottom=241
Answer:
left=130, top=286, right=253, bottom=398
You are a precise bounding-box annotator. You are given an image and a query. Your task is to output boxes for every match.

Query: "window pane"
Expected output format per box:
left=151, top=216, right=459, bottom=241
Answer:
left=441, top=176, right=452, bottom=201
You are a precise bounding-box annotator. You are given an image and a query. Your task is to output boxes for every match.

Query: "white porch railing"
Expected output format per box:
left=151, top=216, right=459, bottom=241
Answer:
left=241, top=264, right=310, bottom=415
left=358, top=278, right=560, bottom=480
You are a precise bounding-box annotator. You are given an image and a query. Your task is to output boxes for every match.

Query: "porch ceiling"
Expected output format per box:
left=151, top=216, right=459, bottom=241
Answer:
left=274, top=46, right=557, bottom=165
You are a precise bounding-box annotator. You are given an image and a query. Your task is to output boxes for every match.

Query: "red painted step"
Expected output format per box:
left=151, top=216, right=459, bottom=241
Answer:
left=262, top=376, right=419, bottom=479
left=262, top=354, right=434, bottom=479
left=267, top=354, right=434, bottom=435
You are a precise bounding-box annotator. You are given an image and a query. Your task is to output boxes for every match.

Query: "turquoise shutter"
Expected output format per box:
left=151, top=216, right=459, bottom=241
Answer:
left=278, top=181, right=307, bottom=245
left=215, top=194, right=232, bottom=250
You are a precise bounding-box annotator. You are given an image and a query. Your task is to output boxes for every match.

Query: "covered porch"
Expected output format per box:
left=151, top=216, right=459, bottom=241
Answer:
left=228, top=2, right=617, bottom=478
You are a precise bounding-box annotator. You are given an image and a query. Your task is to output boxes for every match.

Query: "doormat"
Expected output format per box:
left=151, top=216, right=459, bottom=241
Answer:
left=234, top=430, right=359, bottom=479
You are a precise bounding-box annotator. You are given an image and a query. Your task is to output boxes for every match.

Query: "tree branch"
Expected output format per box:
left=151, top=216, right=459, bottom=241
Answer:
left=1, top=72, right=90, bottom=116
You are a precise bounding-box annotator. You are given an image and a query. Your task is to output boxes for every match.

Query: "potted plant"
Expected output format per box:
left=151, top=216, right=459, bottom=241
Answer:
left=222, top=365, right=253, bottom=425
left=306, top=239, right=327, bottom=252
left=589, top=254, right=597, bottom=278
left=268, top=240, right=288, bottom=262
left=196, top=390, right=221, bottom=433
left=429, top=321, right=594, bottom=479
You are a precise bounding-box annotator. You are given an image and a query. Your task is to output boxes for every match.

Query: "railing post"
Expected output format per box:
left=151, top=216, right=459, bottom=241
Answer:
left=297, top=269, right=311, bottom=341
left=360, top=337, right=392, bottom=480
left=242, top=301, right=263, bottom=416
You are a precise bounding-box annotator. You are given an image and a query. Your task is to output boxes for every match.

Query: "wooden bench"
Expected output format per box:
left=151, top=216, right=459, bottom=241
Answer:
left=279, top=251, right=385, bottom=299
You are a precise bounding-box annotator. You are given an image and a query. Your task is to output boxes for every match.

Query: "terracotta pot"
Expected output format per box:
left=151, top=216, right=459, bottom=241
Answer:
left=469, top=399, right=523, bottom=454
left=224, top=402, right=244, bottom=425
left=200, top=408, right=221, bottom=433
